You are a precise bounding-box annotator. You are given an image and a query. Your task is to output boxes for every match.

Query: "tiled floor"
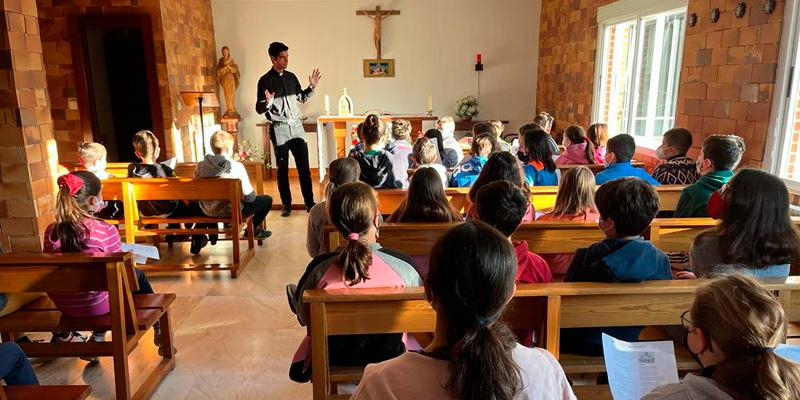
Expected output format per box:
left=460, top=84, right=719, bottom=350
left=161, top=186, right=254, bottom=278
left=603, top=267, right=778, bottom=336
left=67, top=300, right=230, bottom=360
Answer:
left=32, top=213, right=314, bottom=399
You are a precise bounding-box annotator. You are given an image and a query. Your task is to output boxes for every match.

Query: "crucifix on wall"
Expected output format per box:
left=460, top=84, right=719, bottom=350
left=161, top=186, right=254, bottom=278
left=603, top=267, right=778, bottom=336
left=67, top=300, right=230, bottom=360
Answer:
left=357, top=5, right=400, bottom=78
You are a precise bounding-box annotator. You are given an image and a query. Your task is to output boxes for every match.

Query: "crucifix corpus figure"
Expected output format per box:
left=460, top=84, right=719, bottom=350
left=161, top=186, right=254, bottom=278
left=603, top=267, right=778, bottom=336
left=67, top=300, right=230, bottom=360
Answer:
left=356, top=5, right=400, bottom=59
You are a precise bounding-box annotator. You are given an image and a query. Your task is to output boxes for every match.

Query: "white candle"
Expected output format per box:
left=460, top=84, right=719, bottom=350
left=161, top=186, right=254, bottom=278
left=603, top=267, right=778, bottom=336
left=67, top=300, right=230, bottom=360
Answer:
left=324, top=95, right=330, bottom=115
left=427, top=94, right=432, bottom=112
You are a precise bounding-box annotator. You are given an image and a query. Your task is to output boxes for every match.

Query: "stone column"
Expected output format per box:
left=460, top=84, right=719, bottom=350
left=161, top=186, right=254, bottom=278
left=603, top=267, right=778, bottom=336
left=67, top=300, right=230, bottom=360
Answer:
left=0, top=0, right=57, bottom=252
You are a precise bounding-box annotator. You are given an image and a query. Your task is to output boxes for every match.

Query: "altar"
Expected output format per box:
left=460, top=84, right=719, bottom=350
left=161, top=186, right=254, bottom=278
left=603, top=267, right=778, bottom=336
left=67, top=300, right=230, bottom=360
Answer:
left=316, top=115, right=437, bottom=180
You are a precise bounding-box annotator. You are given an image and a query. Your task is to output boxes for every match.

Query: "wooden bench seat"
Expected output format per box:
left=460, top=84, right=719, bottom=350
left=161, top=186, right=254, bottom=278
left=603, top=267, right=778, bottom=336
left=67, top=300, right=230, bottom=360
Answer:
left=120, top=178, right=258, bottom=278
left=0, top=385, right=91, bottom=400
left=0, top=253, right=177, bottom=400
left=572, top=385, right=611, bottom=400
left=301, top=278, right=800, bottom=400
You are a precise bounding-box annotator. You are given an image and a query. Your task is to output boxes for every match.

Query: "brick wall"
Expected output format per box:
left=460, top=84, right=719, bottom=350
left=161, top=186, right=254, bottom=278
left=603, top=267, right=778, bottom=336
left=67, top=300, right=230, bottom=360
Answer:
left=536, top=0, right=786, bottom=166
left=38, top=0, right=216, bottom=163
left=0, top=0, right=57, bottom=252
left=159, top=0, right=217, bottom=160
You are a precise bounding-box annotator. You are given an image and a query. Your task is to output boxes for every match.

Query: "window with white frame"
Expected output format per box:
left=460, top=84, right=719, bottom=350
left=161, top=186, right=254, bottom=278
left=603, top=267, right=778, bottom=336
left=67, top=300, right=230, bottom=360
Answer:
left=593, top=0, right=687, bottom=149
left=767, top=0, right=800, bottom=186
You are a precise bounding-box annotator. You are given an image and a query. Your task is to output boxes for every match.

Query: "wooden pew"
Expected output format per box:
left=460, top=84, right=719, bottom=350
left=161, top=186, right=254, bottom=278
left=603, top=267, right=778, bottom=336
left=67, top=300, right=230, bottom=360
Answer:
left=301, top=278, right=800, bottom=400
left=121, top=178, right=257, bottom=278
left=556, top=161, right=646, bottom=175
left=0, top=253, right=176, bottom=400
left=376, top=185, right=685, bottom=217
left=0, top=385, right=92, bottom=400
left=64, top=161, right=266, bottom=196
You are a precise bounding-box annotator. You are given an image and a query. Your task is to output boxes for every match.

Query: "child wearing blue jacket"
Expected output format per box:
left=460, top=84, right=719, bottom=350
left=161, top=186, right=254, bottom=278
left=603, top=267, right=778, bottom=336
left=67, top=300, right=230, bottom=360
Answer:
left=520, top=128, right=559, bottom=186
left=450, top=133, right=498, bottom=187
left=562, top=177, right=672, bottom=356
left=595, top=134, right=660, bottom=186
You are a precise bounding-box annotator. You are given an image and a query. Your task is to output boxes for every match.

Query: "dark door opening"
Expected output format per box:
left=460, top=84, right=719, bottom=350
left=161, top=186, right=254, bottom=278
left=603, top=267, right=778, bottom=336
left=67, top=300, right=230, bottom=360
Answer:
left=74, top=15, right=164, bottom=162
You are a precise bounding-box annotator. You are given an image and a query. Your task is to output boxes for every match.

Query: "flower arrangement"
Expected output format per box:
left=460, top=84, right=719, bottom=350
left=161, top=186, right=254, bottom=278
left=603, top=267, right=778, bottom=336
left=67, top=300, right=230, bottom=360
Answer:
left=233, top=139, right=265, bottom=162
left=455, top=96, right=479, bottom=121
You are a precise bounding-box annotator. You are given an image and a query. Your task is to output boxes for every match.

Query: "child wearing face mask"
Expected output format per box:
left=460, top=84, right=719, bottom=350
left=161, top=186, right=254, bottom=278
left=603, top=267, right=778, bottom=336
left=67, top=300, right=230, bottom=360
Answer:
left=674, top=135, right=745, bottom=218
left=652, top=128, right=701, bottom=185
left=44, top=172, right=163, bottom=360
left=643, top=275, right=800, bottom=400
left=562, top=177, right=671, bottom=356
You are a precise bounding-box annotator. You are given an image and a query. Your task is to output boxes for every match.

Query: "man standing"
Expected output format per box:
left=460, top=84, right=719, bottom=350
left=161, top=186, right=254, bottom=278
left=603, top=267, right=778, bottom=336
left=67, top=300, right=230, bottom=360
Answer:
left=256, top=42, right=321, bottom=217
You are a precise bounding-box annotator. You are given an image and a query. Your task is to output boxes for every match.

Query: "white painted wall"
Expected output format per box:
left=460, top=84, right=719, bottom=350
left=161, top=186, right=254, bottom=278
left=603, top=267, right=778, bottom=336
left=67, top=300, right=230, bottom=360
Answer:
left=211, top=0, right=541, bottom=167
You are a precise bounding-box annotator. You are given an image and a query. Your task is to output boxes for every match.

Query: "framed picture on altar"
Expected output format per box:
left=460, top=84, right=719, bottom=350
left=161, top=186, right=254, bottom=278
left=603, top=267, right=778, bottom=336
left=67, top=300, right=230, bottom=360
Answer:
left=363, top=59, right=395, bottom=78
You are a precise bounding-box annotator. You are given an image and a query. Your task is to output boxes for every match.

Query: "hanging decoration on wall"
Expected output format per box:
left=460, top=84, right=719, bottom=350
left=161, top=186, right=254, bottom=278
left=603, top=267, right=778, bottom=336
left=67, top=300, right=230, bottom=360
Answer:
left=735, top=2, right=747, bottom=18
left=688, top=12, right=698, bottom=27
left=763, top=0, right=776, bottom=14
left=710, top=8, right=721, bottom=23
left=357, top=5, right=400, bottom=78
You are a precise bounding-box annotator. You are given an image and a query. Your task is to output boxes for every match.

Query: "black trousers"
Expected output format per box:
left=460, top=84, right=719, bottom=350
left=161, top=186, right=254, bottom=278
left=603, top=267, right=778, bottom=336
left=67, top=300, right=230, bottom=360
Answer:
left=270, top=128, right=314, bottom=208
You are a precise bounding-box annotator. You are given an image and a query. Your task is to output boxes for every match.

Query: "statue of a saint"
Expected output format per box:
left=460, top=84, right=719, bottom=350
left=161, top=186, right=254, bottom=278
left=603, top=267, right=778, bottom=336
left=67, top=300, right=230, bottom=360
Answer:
left=216, top=46, right=241, bottom=117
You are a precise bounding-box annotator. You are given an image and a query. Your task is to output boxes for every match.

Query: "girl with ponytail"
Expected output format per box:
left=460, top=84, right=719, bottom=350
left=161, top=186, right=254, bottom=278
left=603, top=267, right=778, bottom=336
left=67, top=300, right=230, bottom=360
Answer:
left=352, top=221, right=575, bottom=400
left=556, top=125, right=597, bottom=165
left=306, top=158, right=361, bottom=257
left=644, top=274, right=800, bottom=400
left=289, top=182, right=421, bottom=383
left=45, top=172, right=162, bottom=359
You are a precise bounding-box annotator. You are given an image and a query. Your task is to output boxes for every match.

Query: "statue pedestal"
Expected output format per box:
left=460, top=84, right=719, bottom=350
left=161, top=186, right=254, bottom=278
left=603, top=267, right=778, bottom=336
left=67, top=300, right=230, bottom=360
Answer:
left=220, top=113, right=241, bottom=147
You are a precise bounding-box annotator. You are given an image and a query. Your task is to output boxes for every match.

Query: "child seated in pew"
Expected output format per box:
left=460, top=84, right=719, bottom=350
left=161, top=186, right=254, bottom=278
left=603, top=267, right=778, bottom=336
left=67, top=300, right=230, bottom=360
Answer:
left=306, top=158, right=361, bottom=258
left=193, top=130, right=274, bottom=254
left=677, top=169, right=800, bottom=279
left=643, top=275, right=800, bottom=399
left=466, top=151, right=534, bottom=221
left=595, top=134, right=660, bottom=186
left=556, top=125, right=597, bottom=165
left=587, top=123, right=608, bottom=161
left=351, top=221, right=574, bottom=400
left=44, top=171, right=164, bottom=359
left=385, top=119, right=414, bottom=189
left=474, top=120, right=510, bottom=152
left=675, top=134, right=745, bottom=217
left=412, top=137, right=448, bottom=190
left=127, top=130, right=179, bottom=217
left=0, top=343, right=38, bottom=385
left=537, top=166, right=600, bottom=274
left=287, top=182, right=421, bottom=383
left=387, top=168, right=462, bottom=224
left=450, top=133, right=498, bottom=188
left=351, top=116, right=402, bottom=189
left=652, top=128, right=701, bottom=185
left=476, top=181, right=552, bottom=284
left=562, top=177, right=671, bottom=356
left=436, top=116, right=463, bottom=168
left=349, top=115, right=379, bottom=157
left=520, top=129, right=559, bottom=186
left=79, top=142, right=123, bottom=220
left=533, top=111, right=560, bottom=156
left=78, top=142, right=112, bottom=179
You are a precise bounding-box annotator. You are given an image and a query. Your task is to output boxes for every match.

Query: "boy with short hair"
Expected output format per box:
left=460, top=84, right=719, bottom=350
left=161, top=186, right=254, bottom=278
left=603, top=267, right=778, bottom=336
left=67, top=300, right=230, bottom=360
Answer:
left=652, top=128, right=700, bottom=185
left=674, top=134, right=745, bottom=218
left=78, top=142, right=112, bottom=179
left=450, top=133, right=498, bottom=187
left=436, top=116, right=463, bottom=167
left=595, top=134, right=660, bottom=186
left=475, top=181, right=552, bottom=284
left=194, top=130, right=273, bottom=253
left=127, top=130, right=179, bottom=218
left=412, top=137, right=448, bottom=189
left=563, top=177, right=672, bottom=356
left=385, top=119, right=413, bottom=189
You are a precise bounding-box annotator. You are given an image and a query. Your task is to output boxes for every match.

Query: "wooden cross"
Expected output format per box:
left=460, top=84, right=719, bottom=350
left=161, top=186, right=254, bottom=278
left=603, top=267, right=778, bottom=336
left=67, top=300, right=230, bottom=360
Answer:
left=356, top=5, right=400, bottom=59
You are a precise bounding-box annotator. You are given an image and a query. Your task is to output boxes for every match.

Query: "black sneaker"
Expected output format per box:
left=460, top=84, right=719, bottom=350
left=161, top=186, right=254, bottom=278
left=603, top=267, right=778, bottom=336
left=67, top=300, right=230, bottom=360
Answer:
left=255, top=229, right=272, bottom=239
left=190, top=235, right=209, bottom=255
left=208, top=234, right=218, bottom=245
left=281, top=207, right=292, bottom=217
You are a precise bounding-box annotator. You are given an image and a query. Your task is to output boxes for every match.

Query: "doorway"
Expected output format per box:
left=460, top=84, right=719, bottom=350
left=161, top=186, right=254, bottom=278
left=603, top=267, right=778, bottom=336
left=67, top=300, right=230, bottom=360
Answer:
left=73, top=14, right=164, bottom=162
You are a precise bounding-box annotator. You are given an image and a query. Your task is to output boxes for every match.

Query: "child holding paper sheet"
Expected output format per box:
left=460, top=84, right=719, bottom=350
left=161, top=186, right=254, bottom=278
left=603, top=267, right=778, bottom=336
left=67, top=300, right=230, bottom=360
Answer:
left=643, top=275, right=800, bottom=399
